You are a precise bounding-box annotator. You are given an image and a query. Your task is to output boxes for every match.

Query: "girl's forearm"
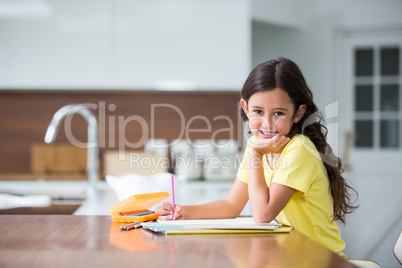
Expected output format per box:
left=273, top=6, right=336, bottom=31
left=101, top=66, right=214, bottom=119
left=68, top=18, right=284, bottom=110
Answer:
left=182, top=199, right=242, bottom=220
left=247, top=151, right=272, bottom=223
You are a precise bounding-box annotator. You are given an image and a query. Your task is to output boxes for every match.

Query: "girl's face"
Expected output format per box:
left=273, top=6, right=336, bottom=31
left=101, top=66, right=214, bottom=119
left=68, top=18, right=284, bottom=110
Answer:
left=241, top=88, right=306, bottom=139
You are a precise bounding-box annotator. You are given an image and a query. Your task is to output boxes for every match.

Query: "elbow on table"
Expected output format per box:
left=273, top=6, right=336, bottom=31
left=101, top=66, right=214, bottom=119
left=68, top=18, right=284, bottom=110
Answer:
left=252, top=212, right=277, bottom=224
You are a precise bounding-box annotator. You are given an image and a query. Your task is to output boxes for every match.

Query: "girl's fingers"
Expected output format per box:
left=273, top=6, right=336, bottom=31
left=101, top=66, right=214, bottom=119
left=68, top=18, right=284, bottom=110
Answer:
left=271, top=135, right=281, bottom=147
left=158, top=215, right=173, bottom=221
left=155, top=202, right=174, bottom=216
left=275, top=137, right=284, bottom=147
left=281, top=137, right=290, bottom=147
left=172, top=206, right=183, bottom=220
left=161, top=202, right=174, bottom=210
left=249, top=134, right=290, bottom=154
left=278, top=136, right=290, bottom=147
left=155, top=203, right=184, bottom=221
left=273, top=136, right=290, bottom=152
left=157, top=205, right=183, bottom=220
left=250, top=138, right=268, bottom=148
left=154, top=208, right=169, bottom=216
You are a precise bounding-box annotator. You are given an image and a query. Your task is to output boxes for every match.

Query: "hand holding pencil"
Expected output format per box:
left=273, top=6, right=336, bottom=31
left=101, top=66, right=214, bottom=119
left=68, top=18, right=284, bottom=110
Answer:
left=155, top=202, right=184, bottom=220
left=155, top=175, right=184, bottom=220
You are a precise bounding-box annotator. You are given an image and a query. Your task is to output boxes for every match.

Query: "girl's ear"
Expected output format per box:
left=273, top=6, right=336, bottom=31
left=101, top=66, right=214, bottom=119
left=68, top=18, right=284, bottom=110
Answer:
left=240, top=99, right=250, bottom=118
left=293, top=104, right=307, bottom=123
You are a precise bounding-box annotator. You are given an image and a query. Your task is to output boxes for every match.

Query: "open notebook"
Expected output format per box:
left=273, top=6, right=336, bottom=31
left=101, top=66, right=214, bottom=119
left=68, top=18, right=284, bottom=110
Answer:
left=141, top=217, right=292, bottom=235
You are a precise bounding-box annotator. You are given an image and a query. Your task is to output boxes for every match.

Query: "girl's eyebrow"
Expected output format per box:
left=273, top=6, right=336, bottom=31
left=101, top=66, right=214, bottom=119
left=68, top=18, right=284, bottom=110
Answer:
left=251, top=105, right=289, bottom=111
left=273, top=107, right=289, bottom=111
left=251, top=105, right=264, bottom=109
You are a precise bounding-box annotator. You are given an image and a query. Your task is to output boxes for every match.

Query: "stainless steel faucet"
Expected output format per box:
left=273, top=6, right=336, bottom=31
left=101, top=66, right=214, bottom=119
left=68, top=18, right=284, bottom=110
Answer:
left=44, top=104, right=99, bottom=194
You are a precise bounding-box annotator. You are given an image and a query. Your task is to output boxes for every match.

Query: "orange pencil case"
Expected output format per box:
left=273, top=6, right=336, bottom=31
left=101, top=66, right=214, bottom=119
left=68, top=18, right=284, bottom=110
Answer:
left=110, top=191, right=170, bottom=223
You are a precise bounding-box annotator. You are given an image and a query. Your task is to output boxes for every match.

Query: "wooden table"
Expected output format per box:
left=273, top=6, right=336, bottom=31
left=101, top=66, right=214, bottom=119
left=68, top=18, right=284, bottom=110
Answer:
left=0, top=215, right=356, bottom=268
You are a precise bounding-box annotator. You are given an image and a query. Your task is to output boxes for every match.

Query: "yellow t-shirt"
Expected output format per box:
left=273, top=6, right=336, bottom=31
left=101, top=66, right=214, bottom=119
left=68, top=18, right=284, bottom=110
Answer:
left=237, top=135, right=346, bottom=258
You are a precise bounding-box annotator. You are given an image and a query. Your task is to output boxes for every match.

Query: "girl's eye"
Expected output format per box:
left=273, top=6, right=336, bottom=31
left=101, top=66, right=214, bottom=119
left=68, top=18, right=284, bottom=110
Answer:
left=274, top=111, right=285, bottom=116
left=254, top=109, right=263, bottom=115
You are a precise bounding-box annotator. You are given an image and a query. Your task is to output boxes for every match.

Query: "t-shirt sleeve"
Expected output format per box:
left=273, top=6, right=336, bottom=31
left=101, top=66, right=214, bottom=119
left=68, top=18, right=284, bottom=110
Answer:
left=271, top=139, right=318, bottom=195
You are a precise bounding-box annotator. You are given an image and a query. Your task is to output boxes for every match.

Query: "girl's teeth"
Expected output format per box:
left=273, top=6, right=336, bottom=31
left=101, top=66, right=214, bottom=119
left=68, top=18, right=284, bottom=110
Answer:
left=261, top=130, right=275, bottom=135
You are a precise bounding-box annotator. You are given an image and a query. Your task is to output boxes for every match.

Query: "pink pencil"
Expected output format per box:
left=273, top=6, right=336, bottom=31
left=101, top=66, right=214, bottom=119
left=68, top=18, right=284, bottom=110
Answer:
left=171, top=175, right=176, bottom=208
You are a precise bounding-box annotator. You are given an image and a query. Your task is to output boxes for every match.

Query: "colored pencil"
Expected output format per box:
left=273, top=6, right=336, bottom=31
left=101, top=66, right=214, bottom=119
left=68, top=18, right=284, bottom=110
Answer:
left=171, top=175, right=175, bottom=208
left=124, top=211, right=155, bottom=216
left=119, top=209, right=149, bottom=216
left=120, top=221, right=140, bottom=230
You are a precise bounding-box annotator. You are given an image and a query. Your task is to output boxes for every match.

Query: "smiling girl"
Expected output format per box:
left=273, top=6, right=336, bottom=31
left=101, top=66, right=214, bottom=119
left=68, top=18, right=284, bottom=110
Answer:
left=156, top=57, right=357, bottom=258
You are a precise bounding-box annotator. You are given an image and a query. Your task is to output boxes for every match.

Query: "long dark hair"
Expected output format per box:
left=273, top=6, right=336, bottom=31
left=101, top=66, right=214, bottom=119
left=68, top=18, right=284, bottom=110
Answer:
left=240, top=57, right=358, bottom=224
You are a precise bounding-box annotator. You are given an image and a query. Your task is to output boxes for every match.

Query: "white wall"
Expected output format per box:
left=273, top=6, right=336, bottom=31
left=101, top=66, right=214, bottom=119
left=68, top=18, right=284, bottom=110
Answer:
left=251, top=20, right=334, bottom=110
left=0, top=0, right=251, bottom=90
left=0, top=0, right=111, bottom=89
left=252, top=0, right=402, bottom=108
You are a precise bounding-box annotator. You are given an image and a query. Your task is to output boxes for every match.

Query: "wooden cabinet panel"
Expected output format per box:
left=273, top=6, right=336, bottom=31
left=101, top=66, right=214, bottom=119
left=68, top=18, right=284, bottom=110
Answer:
left=31, top=144, right=87, bottom=174
left=0, top=91, right=241, bottom=175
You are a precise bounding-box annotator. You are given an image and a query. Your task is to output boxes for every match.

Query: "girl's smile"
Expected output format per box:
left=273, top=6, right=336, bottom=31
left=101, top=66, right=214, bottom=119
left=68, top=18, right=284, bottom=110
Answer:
left=258, top=130, right=278, bottom=139
left=240, top=88, right=306, bottom=139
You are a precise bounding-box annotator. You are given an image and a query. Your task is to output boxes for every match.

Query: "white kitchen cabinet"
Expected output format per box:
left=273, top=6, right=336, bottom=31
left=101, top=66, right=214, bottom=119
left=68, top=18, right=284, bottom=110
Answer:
left=113, top=1, right=250, bottom=90
left=0, top=0, right=250, bottom=90
left=0, top=0, right=111, bottom=89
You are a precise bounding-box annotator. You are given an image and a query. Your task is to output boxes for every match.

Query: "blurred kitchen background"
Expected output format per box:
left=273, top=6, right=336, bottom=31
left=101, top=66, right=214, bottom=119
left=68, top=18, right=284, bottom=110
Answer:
left=0, top=0, right=401, bottom=267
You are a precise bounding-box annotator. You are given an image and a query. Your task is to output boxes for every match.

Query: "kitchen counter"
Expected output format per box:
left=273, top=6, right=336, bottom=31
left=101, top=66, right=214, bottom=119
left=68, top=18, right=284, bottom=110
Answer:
left=0, top=180, right=253, bottom=216
left=0, top=215, right=357, bottom=268
left=73, top=185, right=119, bottom=215
left=0, top=180, right=118, bottom=215
left=0, top=180, right=248, bottom=215
left=0, top=180, right=91, bottom=200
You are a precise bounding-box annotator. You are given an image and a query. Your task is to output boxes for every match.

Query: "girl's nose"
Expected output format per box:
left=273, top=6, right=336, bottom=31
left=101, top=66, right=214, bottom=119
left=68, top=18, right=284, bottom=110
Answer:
left=261, top=116, right=273, bottom=129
